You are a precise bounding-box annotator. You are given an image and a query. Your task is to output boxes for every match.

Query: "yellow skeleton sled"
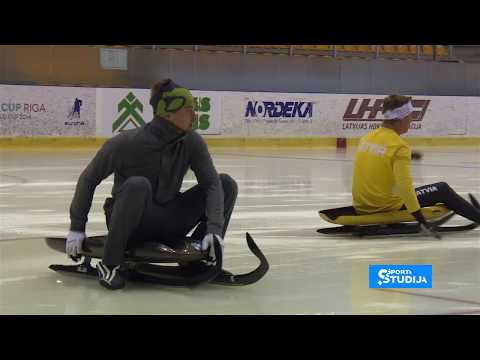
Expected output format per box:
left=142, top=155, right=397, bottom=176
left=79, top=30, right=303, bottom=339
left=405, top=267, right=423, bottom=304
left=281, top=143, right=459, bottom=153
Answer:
left=318, top=195, right=479, bottom=237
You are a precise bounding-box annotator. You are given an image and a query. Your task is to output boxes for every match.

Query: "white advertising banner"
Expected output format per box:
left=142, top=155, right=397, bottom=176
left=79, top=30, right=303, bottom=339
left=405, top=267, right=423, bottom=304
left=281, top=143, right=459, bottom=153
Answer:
left=97, top=88, right=222, bottom=137
left=218, top=92, right=480, bottom=138
left=221, top=92, right=319, bottom=138
left=0, top=85, right=96, bottom=136
left=333, top=94, right=469, bottom=137
left=1, top=85, right=479, bottom=139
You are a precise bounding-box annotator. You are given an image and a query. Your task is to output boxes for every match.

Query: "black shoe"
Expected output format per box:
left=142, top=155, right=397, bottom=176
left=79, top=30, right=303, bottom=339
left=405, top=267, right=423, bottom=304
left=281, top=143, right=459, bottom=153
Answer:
left=97, top=262, right=125, bottom=290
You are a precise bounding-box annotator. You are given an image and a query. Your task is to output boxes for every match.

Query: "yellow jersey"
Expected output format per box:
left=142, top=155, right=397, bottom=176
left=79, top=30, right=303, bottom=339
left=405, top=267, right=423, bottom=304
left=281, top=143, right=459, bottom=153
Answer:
left=352, top=127, right=420, bottom=214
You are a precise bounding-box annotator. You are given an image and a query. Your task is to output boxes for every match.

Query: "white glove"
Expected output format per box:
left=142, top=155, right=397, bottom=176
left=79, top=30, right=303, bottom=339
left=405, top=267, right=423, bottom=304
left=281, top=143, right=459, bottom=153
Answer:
left=66, top=231, right=86, bottom=257
left=201, top=233, right=224, bottom=266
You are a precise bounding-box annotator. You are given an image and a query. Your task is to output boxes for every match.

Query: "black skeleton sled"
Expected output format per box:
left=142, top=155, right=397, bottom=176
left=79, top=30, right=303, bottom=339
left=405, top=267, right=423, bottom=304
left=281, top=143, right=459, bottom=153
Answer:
left=45, top=233, right=269, bottom=286
left=317, top=194, right=480, bottom=237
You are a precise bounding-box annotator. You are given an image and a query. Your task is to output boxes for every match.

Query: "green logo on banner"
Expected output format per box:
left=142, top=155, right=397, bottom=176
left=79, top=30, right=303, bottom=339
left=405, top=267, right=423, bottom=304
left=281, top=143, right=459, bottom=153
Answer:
left=193, top=96, right=211, bottom=131
left=113, top=92, right=146, bottom=132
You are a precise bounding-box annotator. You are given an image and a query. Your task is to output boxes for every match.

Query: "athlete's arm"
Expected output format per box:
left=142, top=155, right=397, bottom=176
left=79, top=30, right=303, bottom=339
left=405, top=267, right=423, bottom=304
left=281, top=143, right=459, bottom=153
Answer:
left=393, top=145, right=441, bottom=239
left=393, top=145, right=420, bottom=213
left=189, top=132, right=224, bottom=237
left=69, top=138, right=123, bottom=232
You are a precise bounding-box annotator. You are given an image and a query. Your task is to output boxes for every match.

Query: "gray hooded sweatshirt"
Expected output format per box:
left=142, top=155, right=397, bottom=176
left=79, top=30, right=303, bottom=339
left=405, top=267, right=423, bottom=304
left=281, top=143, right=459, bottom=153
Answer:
left=69, top=118, right=224, bottom=236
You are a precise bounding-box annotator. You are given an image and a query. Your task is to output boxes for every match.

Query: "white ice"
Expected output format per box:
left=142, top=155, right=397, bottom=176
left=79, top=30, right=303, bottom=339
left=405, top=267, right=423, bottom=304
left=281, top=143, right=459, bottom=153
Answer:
left=0, top=146, right=479, bottom=314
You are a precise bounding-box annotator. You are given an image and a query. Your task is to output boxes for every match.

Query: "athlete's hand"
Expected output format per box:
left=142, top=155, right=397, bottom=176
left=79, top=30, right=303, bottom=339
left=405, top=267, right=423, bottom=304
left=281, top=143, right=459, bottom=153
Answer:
left=412, top=210, right=441, bottom=240
left=201, top=233, right=224, bottom=266
left=66, top=231, right=86, bottom=258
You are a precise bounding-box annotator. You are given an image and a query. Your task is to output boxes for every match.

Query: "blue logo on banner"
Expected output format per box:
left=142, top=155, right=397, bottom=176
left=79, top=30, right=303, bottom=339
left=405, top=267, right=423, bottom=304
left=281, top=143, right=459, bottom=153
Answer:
left=369, top=265, right=432, bottom=288
left=68, top=98, right=83, bottom=119
left=245, top=101, right=313, bottom=118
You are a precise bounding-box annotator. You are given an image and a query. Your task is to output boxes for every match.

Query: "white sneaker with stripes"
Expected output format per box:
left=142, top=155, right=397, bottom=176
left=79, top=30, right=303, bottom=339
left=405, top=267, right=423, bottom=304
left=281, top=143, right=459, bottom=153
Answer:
left=97, top=262, right=125, bottom=290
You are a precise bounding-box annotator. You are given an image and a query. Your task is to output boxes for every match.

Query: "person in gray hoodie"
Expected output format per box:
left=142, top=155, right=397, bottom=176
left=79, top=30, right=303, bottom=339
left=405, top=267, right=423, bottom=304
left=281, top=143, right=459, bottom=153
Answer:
left=65, top=79, right=238, bottom=290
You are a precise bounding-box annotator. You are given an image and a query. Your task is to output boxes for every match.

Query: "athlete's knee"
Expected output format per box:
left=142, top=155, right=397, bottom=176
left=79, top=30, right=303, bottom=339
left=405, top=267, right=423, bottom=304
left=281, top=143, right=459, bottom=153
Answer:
left=123, top=176, right=152, bottom=195
left=219, top=173, right=238, bottom=198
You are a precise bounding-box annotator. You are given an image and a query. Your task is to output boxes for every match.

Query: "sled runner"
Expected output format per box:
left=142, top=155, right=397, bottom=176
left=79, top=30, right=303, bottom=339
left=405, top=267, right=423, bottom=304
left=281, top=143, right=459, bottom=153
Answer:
left=46, top=233, right=269, bottom=286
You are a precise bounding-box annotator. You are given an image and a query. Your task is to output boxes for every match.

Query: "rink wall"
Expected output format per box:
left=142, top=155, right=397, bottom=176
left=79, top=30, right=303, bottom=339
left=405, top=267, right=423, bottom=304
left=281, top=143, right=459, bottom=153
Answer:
left=1, top=84, right=480, bottom=147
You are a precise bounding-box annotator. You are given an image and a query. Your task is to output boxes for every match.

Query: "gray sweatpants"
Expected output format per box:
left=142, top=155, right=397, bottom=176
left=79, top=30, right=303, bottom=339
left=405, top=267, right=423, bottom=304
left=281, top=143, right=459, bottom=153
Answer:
left=102, top=174, right=238, bottom=266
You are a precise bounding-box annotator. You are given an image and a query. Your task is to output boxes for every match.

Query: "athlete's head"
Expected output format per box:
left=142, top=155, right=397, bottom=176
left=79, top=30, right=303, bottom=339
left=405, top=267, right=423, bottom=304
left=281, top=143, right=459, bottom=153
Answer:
left=150, top=79, right=195, bottom=132
left=382, top=94, right=414, bottom=135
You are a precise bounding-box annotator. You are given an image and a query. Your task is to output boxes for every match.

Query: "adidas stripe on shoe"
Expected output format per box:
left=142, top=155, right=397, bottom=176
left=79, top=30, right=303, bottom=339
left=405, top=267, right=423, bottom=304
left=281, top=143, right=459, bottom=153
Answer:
left=97, top=262, right=125, bottom=290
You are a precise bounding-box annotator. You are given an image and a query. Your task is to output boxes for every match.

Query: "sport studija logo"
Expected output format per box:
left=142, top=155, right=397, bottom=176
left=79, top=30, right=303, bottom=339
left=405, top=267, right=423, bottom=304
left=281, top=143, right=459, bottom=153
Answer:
left=343, top=98, right=430, bottom=122
left=369, top=265, right=432, bottom=289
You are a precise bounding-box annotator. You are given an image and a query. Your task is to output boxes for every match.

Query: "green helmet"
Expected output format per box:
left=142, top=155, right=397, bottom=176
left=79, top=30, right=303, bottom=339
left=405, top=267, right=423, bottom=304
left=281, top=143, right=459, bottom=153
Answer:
left=149, top=80, right=195, bottom=117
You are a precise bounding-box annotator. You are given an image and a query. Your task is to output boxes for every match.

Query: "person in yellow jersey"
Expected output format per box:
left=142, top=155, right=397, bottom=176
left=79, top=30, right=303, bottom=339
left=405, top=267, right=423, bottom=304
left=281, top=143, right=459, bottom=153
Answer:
left=352, top=94, right=480, bottom=239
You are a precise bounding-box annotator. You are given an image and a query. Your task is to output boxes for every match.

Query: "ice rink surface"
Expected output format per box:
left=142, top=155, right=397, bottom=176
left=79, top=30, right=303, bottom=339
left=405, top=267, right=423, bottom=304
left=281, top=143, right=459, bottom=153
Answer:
left=0, top=146, right=479, bottom=314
